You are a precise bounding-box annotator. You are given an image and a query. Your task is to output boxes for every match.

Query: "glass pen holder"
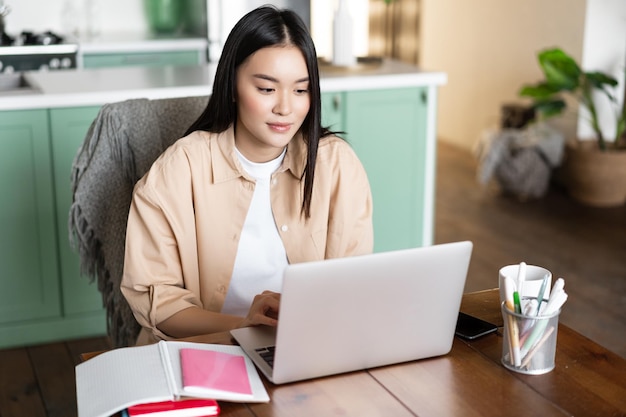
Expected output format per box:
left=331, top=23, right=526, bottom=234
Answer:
left=501, top=298, right=559, bottom=375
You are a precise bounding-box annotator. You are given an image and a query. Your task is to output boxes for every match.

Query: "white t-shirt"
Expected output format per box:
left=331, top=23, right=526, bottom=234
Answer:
left=221, top=147, right=288, bottom=316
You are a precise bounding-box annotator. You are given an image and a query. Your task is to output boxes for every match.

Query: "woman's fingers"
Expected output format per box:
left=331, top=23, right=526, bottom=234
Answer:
left=244, top=291, right=281, bottom=327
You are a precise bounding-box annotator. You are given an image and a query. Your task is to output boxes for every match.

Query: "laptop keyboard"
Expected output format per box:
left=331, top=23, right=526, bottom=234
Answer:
left=255, top=346, right=276, bottom=368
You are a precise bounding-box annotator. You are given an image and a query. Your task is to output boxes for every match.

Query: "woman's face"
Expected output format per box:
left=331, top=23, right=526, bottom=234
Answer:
left=234, top=45, right=310, bottom=162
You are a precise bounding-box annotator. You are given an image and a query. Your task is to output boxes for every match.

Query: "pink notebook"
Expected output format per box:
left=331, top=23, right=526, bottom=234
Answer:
left=180, top=348, right=253, bottom=398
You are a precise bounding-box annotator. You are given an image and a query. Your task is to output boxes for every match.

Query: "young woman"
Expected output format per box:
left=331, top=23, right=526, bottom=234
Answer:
left=121, top=6, right=373, bottom=344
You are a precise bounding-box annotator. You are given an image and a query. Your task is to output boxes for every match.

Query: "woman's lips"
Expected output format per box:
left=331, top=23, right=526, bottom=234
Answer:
left=268, top=122, right=292, bottom=133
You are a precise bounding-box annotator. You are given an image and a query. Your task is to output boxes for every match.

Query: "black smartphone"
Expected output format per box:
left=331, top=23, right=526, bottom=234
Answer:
left=455, top=312, right=498, bottom=340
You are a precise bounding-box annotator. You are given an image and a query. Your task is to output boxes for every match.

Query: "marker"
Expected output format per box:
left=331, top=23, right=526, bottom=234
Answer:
left=543, top=291, right=568, bottom=316
left=503, top=276, right=516, bottom=312
left=516, top=262, right=527, bottom=296
left=551, top=278, right=565, bottom=299
left=512, top=262, right=526, bottom=314
left=513, top=291, right=522, bottom=314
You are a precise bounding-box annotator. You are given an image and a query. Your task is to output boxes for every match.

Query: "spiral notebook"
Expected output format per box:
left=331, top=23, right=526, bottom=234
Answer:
left=76, top=341, right=269, bottom=417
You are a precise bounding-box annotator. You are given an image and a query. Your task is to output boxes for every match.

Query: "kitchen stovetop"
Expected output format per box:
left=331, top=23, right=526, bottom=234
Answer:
left=0, top=30, right=78, bottom=53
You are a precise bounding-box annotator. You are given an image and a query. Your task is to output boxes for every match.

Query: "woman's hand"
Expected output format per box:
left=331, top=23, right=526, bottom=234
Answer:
left=157, top=290, right=281, bottom=338
left=240, top=290, right=281, bottom=328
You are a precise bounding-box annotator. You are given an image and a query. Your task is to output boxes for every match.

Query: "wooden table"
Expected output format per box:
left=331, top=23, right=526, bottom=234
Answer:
left=84, top=289, right=626, bottom=416
left=188, top=289, right=626, bottom=417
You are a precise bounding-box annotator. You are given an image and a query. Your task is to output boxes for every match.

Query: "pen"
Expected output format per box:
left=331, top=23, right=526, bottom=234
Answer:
left=523, top=298, right=538, bottom=316
left=503, top=276, right=521, bottom=366
left=519, top=299, right=538, bottom=339
left=509, top=315, right=522, bottom=367
left=502, top=276, right=515, bottom=361
left=503, top=277, right=515, bottom=324
left=520, top=317, right=549, bottom=357
left=521, top=325, right=555, bottom=368
left=535, top=273, right=550, bottom=315
left=521, top=292, right=567, bottom=356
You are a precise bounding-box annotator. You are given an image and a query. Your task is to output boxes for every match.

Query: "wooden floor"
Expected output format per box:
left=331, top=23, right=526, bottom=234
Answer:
left=0, top=141, right=624, bottom=417
left=435, top=141, right=626, bottom=359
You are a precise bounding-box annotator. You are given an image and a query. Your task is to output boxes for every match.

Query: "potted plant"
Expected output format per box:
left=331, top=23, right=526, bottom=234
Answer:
left=519, top=47, right=626, bottom=206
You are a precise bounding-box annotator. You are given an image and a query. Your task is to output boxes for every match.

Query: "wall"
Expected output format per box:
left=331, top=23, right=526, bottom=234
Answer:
left=578, top=0, right=626, bottom=142
left=13, top=0, right=622, bottom=152
left=420, top=0, right=587, bottom=151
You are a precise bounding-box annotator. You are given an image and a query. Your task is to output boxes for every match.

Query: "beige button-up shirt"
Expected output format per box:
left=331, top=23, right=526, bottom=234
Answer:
left=121, top=127, right=373, bottom=340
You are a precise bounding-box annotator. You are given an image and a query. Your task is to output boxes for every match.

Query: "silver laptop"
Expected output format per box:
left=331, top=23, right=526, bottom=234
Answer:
left=230, top=240, right=473, bottom=384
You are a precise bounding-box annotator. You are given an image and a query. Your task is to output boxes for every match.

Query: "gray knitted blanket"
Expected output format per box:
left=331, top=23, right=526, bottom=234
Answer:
left=68, top=96, right=207, bottom=347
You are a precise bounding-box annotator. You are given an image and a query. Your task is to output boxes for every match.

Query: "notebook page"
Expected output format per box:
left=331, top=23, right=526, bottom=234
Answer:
left=76, top=344, right=173, bottom=417
left=157, top=340, right=178, bottom=398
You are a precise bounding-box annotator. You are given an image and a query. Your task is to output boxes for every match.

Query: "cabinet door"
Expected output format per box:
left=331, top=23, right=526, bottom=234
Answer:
left=344, top=88, right=428, bottom=252
left=0, top=110, right=61, bottom=322
left=321, top=92, right=345, bottom=132
left=49, top=106, right=105, bottom=315
left=82, top=50, right=202, bottom=68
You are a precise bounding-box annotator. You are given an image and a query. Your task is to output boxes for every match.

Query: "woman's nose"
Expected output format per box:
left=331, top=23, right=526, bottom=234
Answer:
left=273, top=92, right=292, bottom=115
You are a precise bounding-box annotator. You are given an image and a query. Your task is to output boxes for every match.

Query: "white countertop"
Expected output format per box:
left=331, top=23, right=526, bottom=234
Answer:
left=78, top=32, right=208, bottom=54
left=0, top=59, right=447, bottom=111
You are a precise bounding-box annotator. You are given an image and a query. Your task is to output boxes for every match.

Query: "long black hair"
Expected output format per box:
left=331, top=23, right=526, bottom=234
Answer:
left=185, top=6, right=330, bottom=219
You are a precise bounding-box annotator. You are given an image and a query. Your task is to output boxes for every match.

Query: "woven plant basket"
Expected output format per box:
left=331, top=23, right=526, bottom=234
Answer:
left=562, top=142, right=626, bottom=207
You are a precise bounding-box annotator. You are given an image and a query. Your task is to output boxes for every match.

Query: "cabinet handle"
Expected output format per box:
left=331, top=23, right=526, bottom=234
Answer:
left=421, top=91, right=427, bottom=104
left=332, top=94, right=341, bottom=111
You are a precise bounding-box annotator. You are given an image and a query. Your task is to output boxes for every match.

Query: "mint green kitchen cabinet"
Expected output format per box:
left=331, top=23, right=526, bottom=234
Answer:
left=0, top=110, right=61, bottom=328
left=0, top=108, right=106, bottom=349
left=82, top=50, right=203, bottom=69
left=346, top=87, right=429, bottom=253
left=0, top=84, right=434, bottom=347
left=323, top=87, right=430, bottom=253
left=49, top=107, right=104, bottom=315
left=321, top=92, right=344, bottom=132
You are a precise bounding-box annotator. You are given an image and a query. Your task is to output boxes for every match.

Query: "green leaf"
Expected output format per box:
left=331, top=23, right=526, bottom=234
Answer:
left=538, top=48, right=581, bottom=91
left=586, top=71, right=618, bottom=89
left=519, top=47, right=624, bottom=145
left=584, top=72, right=619, bottom=106
left=533, top=99, right=566, bottom=118
left=519, top=82, right=562, bottom=99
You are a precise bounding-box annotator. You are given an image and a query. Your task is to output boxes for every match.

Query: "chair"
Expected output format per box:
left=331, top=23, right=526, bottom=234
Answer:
left=69, top=95, right=208, bottom=347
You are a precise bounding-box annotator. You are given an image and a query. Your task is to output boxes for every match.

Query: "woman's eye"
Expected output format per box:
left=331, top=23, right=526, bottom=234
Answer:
left=295, top=89, right=309, bottom=95
left=257, top=87, right=274, bottom=93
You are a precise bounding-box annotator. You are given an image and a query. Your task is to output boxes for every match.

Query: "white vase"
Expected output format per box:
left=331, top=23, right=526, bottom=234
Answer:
left=332, top=0, right=356, bottom=67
